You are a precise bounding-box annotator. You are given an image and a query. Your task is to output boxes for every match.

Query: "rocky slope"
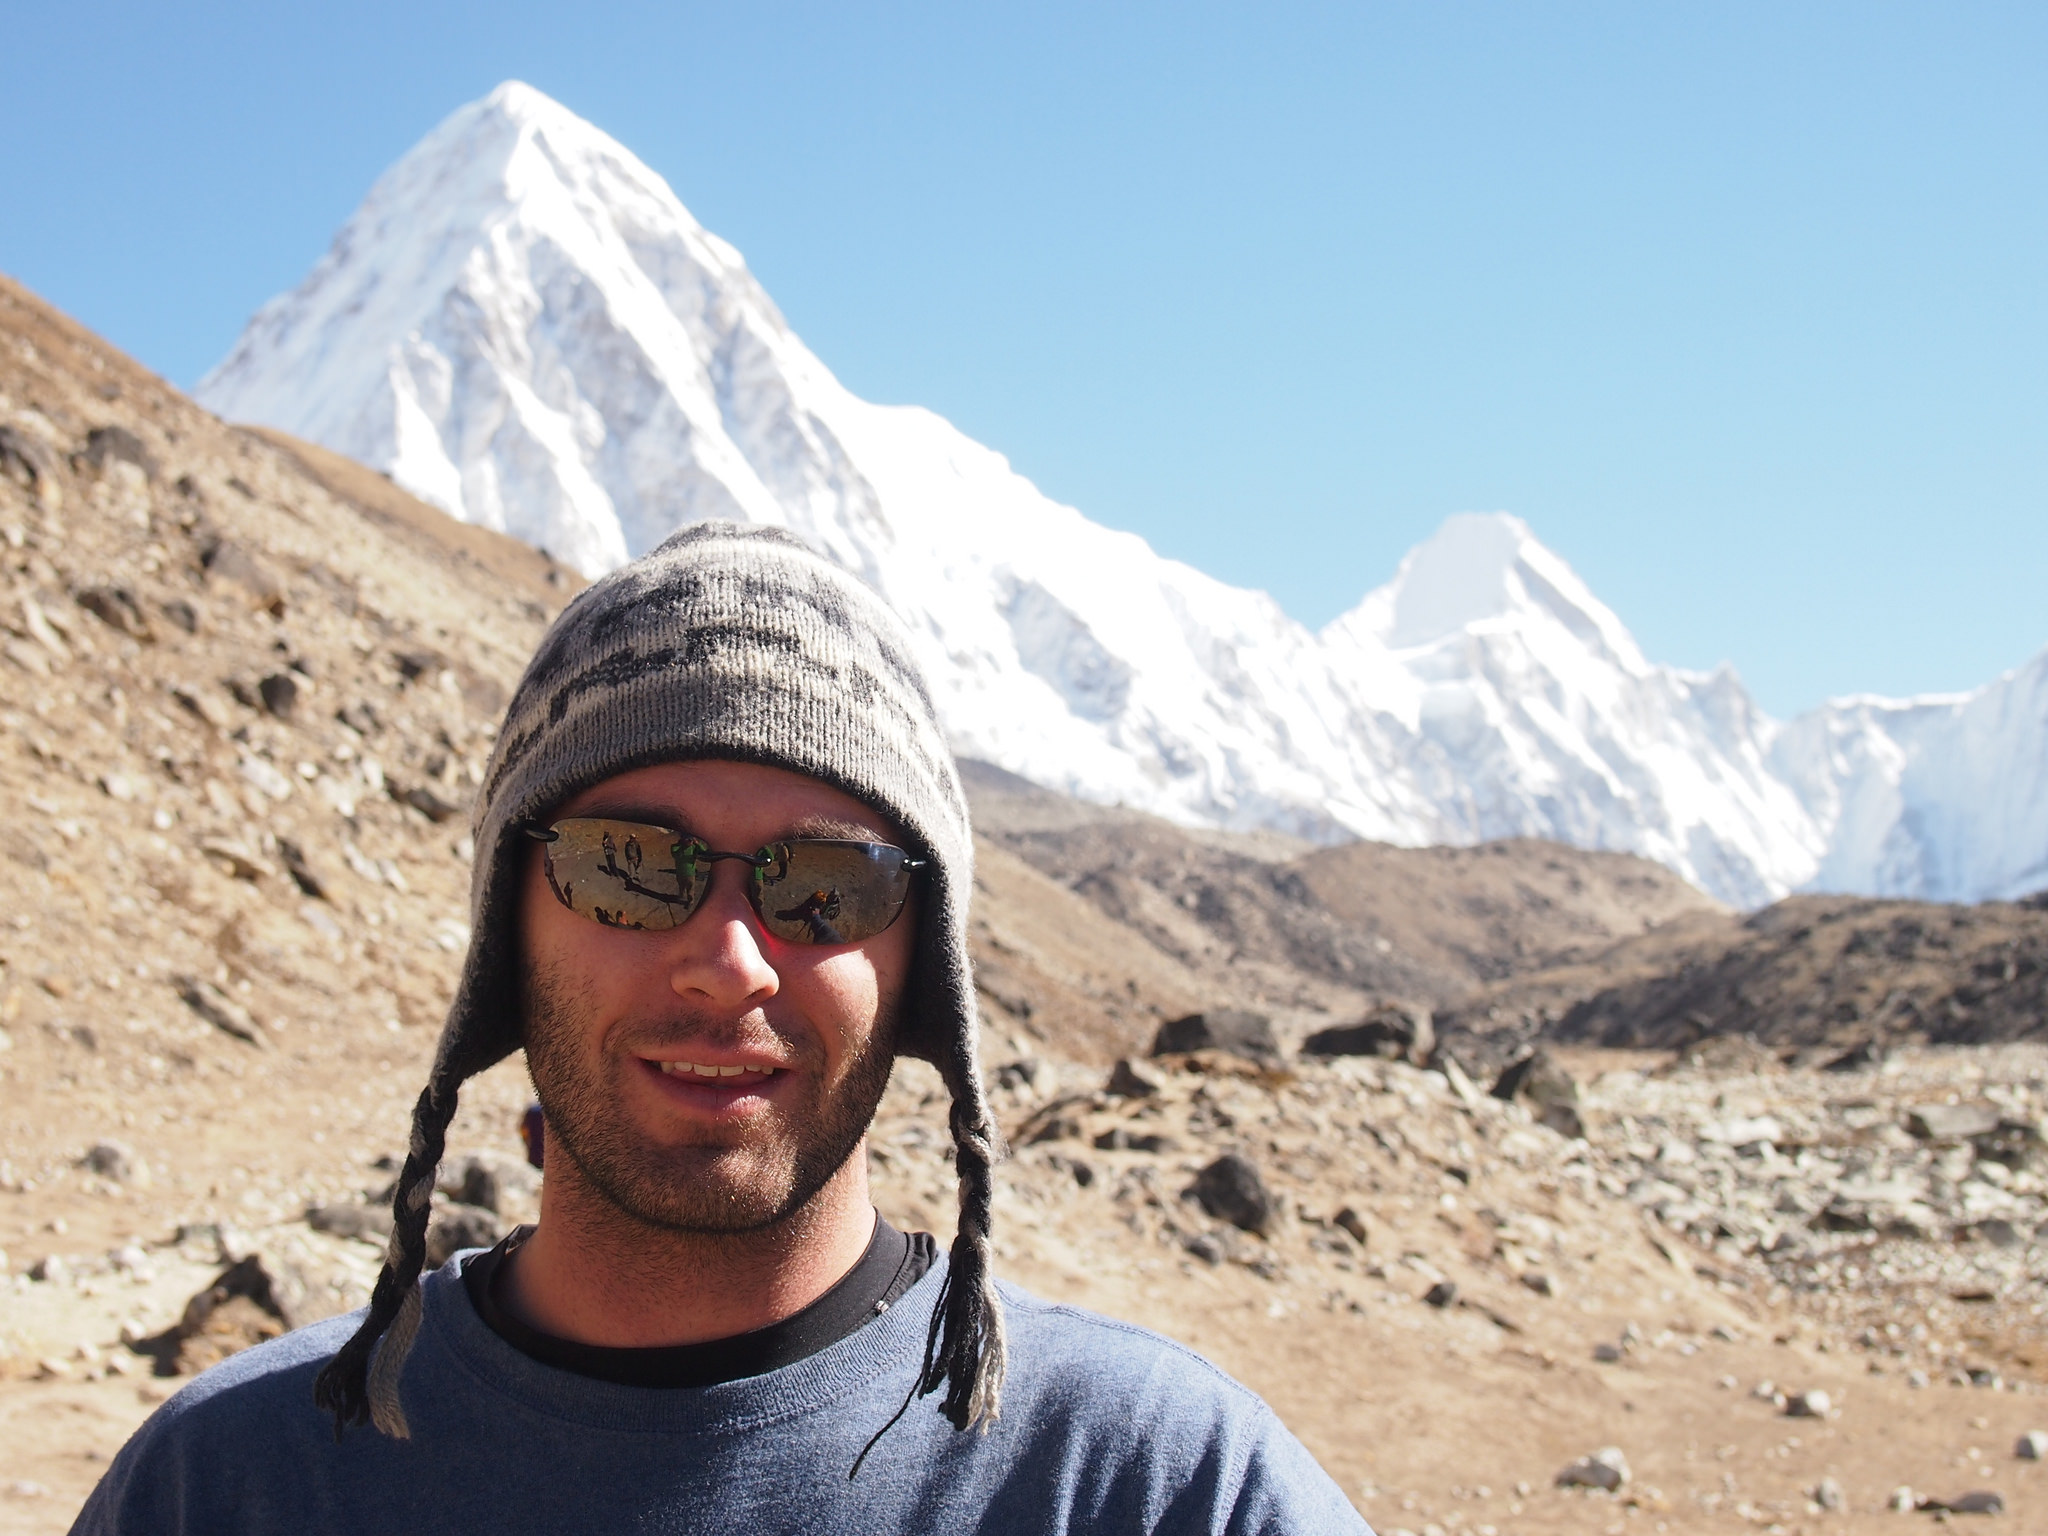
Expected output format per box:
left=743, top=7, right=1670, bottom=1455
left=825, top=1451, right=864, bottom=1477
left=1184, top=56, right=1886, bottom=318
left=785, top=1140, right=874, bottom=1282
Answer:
left=1438, top=894, right=2048, bottom=1072
left=194, top=80, right=2048, bottom=909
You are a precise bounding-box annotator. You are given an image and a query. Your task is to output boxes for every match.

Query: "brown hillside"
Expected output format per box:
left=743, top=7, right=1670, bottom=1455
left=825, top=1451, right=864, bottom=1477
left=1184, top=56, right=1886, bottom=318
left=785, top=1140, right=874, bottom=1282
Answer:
left=1539, top=892, right=2048, bottom=1055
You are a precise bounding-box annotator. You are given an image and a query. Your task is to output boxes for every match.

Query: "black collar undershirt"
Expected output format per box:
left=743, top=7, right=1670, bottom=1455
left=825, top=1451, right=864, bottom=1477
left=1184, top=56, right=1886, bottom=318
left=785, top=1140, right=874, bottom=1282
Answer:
left=460, top=1215, right=936, bottom=1389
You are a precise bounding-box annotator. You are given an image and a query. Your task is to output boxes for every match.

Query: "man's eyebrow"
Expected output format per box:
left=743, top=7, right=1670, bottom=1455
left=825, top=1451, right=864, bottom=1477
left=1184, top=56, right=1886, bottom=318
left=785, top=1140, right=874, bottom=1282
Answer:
left=551, top=807, right=895, bottom=844
left=784, top=814, right=893, bottom=842
left=558, top=803, right=693, bottom=830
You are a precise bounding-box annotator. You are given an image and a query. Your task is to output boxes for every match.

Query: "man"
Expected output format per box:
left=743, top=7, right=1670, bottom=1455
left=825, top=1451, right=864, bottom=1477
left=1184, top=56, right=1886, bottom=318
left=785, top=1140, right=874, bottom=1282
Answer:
left=75, top=523, right=1368, bottom=1533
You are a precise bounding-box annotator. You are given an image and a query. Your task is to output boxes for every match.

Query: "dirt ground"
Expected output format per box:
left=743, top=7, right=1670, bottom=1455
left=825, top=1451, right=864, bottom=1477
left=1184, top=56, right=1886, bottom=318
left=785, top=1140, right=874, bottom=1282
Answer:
left=7, top=1046, right=2047, bottom=1534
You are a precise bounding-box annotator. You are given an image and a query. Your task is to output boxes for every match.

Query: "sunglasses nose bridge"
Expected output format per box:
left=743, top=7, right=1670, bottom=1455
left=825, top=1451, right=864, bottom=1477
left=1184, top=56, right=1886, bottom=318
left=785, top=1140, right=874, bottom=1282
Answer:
left=687, top=849, right=776, bottom=927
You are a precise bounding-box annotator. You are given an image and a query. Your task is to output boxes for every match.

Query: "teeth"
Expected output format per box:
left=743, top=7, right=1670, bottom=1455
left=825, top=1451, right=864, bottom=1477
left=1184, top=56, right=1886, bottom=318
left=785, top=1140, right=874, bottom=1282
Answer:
left=659, top=1060, right=777, bottom=1079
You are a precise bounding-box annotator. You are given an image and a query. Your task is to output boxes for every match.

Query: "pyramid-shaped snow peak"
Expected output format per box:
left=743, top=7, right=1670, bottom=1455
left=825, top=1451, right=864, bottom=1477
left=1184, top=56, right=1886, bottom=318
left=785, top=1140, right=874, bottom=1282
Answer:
left=198, top=82, right=2048, bottom=908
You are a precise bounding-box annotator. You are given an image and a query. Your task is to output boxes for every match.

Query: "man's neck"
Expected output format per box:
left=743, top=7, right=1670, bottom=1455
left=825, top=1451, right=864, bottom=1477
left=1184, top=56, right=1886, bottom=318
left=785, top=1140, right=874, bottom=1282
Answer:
left=496, top=1145, right=880, bottom=1349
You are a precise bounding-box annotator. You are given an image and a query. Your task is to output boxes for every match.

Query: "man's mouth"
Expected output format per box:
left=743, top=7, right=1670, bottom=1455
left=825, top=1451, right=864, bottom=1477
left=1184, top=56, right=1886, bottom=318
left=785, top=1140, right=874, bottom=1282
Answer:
left=653, top=1059, right=783, bottom=1084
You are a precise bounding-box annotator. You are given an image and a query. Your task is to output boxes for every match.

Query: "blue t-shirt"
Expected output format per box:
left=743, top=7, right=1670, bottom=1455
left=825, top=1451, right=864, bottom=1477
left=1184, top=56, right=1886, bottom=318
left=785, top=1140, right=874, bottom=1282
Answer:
left=72, top=1255, right=1370, bottom=1534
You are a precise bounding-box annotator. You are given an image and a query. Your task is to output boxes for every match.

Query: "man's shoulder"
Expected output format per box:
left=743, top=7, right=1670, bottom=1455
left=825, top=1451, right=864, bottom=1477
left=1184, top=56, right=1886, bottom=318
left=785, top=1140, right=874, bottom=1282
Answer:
left=148, top=1307, right=361, bottom=1421
left=981, top=1283, right=1369, bottom=1530
left=995, top=1281, right=1268, bottom=1418
left=97, top=1306, right=361, bottom=1478
left=72, top=1311, right=365, bottom=1534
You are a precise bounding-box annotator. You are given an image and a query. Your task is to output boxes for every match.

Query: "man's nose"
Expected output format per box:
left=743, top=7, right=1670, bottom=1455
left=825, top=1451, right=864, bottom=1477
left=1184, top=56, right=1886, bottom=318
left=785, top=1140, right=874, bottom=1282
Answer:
left=667, top=872, right=779, bottom=1008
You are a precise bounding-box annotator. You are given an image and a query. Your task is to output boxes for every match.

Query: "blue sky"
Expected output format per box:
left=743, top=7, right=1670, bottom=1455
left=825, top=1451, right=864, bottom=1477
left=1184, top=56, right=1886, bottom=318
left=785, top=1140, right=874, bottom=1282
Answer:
left=3, top=3, right=2042, bottom=716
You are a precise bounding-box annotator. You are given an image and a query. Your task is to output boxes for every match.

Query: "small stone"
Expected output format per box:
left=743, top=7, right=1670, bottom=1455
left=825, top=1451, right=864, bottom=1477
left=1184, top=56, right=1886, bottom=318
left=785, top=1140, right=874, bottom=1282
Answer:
left=175, top=976, right=264, bottom=1046
left=257, top=671, right=299, bottom=719
left=1555, top=1447, right=1630, bottom=1491
left=2015, top=1432, right=2047, bottom=1461
left=993, top=1058, right=1041, bottom=1093
left=275, top=838, right=326, bottom=900
left=438, top=1154, right=509, bottom=1214
left=1908, top=1370, right=1930, bottom=1389
left=83, top=1139, right=141, bottom=1182
left=198, top=837, right=274, bottom=881
left=1593, top=1341, right=1624, bottom=1362
left=5, top=1480, right=50, bottom=1498
left=77, top=585, right=153, bottom=641
left=1184, top=1232, right=1225, bottom=1265
left=1907, top=1104, right=2001, bottom=1142
left=1333, top=1207, right=1370, bottom=1248
left=306, top=1202, right=394, bottom=1241
left=1423, top=1281, right=1458, bottom=1308
left=1812, top=1475, right=1846, bottom=1511
left=425, top=1202, right=503, bottom=1267
left=1942, top=1490, right=2004, bottom=1515
left=1187, top=1154, right=1276, bottom=1235
left=398, top=783, right=464, bottom=823
left=1491, top=1049, right=1585, bottom=1139
left=1092, top=1127, right=1178, bottom=1154
left=27, top=1255, right=70, bottom=1284
left=1106, top=1057, right=1163, bottom=1097
left=1888, top=1486, right=1916, bottom=1512
left=1823, top=1040, right=1886, bottom=1072
left=1519, top=1271, right=1557, bottom=1297
left=1785, top=1388, right=1832, bottom=1418
left=1026, top=1114, right=1082, bottom=1146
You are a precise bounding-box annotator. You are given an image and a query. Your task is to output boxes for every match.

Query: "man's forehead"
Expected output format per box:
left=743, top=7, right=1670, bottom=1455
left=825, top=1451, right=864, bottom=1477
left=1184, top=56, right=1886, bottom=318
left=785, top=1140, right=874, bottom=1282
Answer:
left=555, top=759, right=902, bottom=842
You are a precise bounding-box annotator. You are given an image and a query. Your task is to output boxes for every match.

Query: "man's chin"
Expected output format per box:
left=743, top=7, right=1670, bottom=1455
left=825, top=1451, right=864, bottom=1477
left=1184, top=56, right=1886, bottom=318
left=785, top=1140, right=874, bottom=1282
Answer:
left=580, top=1144, right=814, bottom=1234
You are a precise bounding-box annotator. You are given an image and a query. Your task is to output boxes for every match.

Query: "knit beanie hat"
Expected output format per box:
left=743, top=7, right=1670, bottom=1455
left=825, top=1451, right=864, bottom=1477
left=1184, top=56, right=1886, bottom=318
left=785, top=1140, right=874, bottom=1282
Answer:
left=313, top=522, right=1005, bottom=1440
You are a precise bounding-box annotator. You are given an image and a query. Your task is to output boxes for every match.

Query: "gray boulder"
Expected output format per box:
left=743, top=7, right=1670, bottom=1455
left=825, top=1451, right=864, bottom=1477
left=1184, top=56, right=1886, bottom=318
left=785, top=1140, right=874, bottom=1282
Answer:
left=1555, top=1447, right=1630, bottom=1491
left=1105, top=1057, right=1164, bottom=1097
left=1301, top=1004, right=1434, bottom=1067
left=1493, top=1050, right=1586, bottom=1139
left=1907, top=1104, right=2002, bottom=1142
left=1151, top=1010, right=1279, bottom=1065
left=1188, top=1154, right=1276, bottom=1235
left=426, top=1203, right=504, bottom=1267
left=307, top=1201, right=394, bottom=1242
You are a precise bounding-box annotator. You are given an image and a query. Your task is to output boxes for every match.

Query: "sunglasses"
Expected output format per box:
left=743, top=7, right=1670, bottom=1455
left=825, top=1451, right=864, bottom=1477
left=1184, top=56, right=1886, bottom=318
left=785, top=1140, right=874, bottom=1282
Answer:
left=520, top=817, right=924, bottom=945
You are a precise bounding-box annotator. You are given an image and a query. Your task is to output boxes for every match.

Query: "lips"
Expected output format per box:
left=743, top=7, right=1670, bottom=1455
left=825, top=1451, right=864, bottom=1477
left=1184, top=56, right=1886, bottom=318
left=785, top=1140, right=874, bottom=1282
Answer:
left=636, top=1054, right=789, bottom=1111
left=654, top=1059, right=782, bottom=1083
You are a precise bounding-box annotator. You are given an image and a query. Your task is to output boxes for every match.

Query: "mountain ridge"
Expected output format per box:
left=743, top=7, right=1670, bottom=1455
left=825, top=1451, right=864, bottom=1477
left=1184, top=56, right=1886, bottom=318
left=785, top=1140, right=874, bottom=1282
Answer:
left=197, top=81, right=2048, bottom=909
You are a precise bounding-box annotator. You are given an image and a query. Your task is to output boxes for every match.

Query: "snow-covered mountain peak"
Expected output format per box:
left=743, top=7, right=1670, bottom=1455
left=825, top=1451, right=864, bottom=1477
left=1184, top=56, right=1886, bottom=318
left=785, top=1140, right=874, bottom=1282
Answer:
left=1330, top=511, right=1646, bottom=674
left=196, top=82, right=2048, bottom=909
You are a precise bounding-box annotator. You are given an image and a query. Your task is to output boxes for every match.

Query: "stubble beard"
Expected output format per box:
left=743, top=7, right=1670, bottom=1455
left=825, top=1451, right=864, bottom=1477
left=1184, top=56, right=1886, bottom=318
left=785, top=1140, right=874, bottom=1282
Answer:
left=521, top=958, right=899, bottom=1237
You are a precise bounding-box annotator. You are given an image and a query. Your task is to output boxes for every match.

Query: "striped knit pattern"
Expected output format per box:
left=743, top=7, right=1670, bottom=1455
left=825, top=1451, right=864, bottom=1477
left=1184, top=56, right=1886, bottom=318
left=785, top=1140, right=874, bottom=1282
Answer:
left=312, top=522, right=1006, bottom=1443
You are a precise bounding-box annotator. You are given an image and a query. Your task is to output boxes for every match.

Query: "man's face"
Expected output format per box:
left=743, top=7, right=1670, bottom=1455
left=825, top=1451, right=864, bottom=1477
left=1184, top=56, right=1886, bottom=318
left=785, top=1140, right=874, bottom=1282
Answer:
left=520, top=759, right=917, bottom=1235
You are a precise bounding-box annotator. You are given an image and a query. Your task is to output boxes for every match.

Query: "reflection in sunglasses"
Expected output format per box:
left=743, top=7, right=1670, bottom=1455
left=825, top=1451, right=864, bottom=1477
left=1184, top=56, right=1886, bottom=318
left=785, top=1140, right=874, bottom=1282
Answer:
left=773, top=887, right=845, bottom=944
left=525, top=820, right=922, bottom=944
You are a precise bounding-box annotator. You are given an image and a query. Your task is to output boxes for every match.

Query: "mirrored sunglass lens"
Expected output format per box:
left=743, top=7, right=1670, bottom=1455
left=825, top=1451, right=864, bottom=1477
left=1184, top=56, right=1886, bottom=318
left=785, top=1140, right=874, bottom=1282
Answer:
left=757, top=842, right=910, bottom=945
left=543, top=819, right=703, bottom=930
